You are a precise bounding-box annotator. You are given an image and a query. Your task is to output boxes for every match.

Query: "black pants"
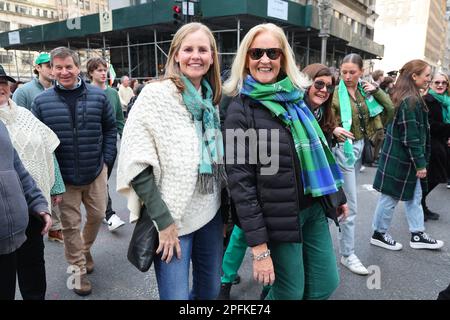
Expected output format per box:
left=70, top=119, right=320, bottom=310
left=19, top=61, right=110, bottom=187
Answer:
left=16, top=215, right=46, bottom=300
left=0, top=251, right=17, bottom=300
left=105, top=187, right=115, bottom=221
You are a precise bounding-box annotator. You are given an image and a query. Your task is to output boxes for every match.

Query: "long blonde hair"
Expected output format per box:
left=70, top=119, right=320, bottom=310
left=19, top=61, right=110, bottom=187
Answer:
left=164, top=22, right=221, bottom=105
left=223, top=23, right=310, bottom=96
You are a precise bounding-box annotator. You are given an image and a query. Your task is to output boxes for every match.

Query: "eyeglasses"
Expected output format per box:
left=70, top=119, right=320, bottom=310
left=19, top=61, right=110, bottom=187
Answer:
left=433, top=81, right=448, bottom=86
left=247, top=48, right=283, bottom=60
left=313, top=80, right=335, bottom=93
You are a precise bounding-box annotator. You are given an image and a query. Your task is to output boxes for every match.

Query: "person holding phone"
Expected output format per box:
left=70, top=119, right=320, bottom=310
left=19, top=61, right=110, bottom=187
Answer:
left=331, top=53, right=394, bottom=275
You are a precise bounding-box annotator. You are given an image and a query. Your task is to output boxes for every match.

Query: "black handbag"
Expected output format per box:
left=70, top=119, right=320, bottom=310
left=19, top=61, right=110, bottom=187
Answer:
left=127, top=206, right=159, bottom=272
left=362, top=136, right=374, bottom=165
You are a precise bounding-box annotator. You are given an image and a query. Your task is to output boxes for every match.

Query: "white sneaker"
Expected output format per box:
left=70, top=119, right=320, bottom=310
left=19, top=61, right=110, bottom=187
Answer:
left=360, top=166, right=366, bottom=172
left=107, top=214, right=125, bottom=231
left=340, top=254, right=369, bottom=275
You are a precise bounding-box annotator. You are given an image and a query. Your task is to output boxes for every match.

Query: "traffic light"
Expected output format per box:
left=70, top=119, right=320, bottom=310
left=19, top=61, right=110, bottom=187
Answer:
left=173, top=4, right=183, bottom=26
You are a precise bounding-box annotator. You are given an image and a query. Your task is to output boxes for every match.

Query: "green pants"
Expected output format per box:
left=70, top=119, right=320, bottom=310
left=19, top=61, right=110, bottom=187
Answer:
left=221, top=225, right=247, bottom=284
left=266, top=202, right=339, bottom=300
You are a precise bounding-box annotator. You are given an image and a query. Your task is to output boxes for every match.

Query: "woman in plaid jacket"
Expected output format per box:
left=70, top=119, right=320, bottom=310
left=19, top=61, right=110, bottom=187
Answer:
left=371, top=59, right=444, bottom=251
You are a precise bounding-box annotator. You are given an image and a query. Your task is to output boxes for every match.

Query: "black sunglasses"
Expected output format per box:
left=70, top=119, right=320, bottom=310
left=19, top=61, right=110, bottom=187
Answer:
left=247, top=48, right=283, bottom=60
left=313, top=80, right=334, bottom=93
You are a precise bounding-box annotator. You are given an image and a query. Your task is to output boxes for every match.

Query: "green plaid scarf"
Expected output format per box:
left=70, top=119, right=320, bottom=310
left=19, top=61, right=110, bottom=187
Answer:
left=180, top=76, right=226, bottom=194
left=429, top=89, right=450, bottom=124
left=241, top=76, right=343, bottom=197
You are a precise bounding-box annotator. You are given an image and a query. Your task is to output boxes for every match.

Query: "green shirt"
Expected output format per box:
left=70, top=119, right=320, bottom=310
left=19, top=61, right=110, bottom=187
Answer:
left=104, top=87, right=125, bottom=137
left=12, top=78, right=45, bottom=110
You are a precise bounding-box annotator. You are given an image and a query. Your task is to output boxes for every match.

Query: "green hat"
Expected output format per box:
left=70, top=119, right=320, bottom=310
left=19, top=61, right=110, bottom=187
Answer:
left=35, top=52, right=50, bottom=65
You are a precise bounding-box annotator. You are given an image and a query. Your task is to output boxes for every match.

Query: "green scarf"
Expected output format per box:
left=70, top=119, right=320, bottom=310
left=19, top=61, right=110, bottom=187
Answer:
left=241, top=76, right=343, bottom=197
left=338, top=80, right=356, bottom=167
left=337, top=79, right=385, bottom=167
left=429, top=89, right=450, bottom=124
left=180, top=76, right=225, bottom=194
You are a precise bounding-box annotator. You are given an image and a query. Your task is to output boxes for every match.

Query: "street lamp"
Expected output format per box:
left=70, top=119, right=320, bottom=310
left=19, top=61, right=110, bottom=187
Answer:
left=318, top=0, right=333, bottom=65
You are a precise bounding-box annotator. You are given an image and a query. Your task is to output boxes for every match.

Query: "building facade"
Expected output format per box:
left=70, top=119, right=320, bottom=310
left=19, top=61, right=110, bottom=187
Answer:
left=0, top=0, right=108, bottom=80
left=374, top=0, right=447, bottom=74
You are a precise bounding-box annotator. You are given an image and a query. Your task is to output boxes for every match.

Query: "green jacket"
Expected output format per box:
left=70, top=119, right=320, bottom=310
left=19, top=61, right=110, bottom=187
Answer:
left=373, top=96, right=430, bottom=200
left=332, top=87, right=394, bottom=141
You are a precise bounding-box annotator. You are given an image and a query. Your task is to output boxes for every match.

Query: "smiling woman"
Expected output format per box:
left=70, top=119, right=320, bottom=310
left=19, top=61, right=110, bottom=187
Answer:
left=117, top=22, right=225, bottom=300
left=222, top=23, right=345, bottom=301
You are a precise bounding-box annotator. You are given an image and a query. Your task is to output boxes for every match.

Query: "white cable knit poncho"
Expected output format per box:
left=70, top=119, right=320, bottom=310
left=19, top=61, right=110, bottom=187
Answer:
left=116, top=79, right=220, bottom=236
left=0, top=99, right=59, bottom=211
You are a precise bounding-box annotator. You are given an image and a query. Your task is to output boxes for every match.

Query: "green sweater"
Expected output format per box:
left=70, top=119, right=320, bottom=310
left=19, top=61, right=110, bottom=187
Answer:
left=12, top=78, right=45, bottom=110
left=104, top=87, right=125, bottom=137
left=131, top=167, right=174, bottom=231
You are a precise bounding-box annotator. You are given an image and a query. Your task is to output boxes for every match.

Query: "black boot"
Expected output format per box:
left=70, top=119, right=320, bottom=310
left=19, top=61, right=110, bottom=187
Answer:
left=217, top=283, right=232, bottom=300
left=423, top=207, right=440, bottom=221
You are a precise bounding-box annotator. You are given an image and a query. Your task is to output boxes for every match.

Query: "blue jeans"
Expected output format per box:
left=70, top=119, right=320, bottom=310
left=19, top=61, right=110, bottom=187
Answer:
left=333, top=139, right=364, bottom=257
left=154, top=211, right=223, bottom=300
left=372, top=179, right=425, bottom=233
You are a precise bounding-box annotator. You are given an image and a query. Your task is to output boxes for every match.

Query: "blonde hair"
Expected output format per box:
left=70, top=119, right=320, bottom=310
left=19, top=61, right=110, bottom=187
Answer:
left=431, top=71, right=450, bottom=95
left=164, top=22, right=221, bottom=105
left=223, top=23, right=310, bottom=96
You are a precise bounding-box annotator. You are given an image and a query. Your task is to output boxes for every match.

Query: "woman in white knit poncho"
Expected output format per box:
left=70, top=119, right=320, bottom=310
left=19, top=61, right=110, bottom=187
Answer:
left=117, top=23, right=225, bottom=300
left=0, top=72, right=65, bottom=300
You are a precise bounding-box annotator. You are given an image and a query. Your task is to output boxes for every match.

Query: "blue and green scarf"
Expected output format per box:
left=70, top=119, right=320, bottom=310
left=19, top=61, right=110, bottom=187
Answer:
left=241, top=75, right=343, bottom=197
left=428, top=89, right=450, bottom=124
left=181, top=76, right=226, bottom=194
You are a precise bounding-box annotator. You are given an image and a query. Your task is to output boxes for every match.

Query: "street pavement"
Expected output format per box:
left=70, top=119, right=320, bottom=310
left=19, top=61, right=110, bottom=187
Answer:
left=24, top=164, right=450, bottom=300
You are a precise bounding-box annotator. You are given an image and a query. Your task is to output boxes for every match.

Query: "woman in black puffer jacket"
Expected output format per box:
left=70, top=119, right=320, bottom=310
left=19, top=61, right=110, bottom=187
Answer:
left=223, top=23, right=345, bottom=300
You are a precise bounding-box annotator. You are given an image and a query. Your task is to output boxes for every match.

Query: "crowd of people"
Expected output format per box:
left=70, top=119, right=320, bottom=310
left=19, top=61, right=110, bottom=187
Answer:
left=0, top=21, right=449, bottom=300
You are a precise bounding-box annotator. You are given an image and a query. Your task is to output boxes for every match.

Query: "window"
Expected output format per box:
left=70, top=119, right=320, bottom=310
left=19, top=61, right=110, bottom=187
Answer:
left=0, top=20, right=10, bottom=32
left=36, top=8, right=40, bottom=16
left=334, top=10, right=340, bottom=19
left=0, top=2, right=4, bottom=10
left=18, top=23, right=31, bottom=29
left=85, top=0, right=90, bottom=10
left=43, top=10, right=48, bottom=17
left=0, top=52, right=13, bottom=64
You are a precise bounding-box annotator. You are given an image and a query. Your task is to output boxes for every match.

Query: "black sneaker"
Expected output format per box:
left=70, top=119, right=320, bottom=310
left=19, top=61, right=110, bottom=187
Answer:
left=232, top=274, right=241, bottom=285
left=410, top=232, right=444, bottom=250
left=370, top=231, right=403, bottom=250
left=217, top=283, right=232, bottom=300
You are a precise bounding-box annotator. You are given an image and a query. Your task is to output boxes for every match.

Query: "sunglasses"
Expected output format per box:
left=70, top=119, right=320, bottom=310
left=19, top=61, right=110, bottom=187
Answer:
left=247, top=48, right=283, bottom=60
left=313, top=80, right=335, bottom=93
left=433, top=81, right=448, bottom=86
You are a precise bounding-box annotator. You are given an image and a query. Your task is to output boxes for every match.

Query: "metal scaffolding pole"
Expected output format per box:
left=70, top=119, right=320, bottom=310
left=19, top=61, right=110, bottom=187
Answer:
left=102, top=35, right=106, bottom=59
left=127, top=32, right=132, bottom=77
left=14, top=50, right=20, bottom=81
left=237, top=19, right=241, bottom=50
left=154, top=30, right=158, bottom=78
left=86, top=38, right=90, bottom=58
left=306, top=32, right=310, bottom=66
left=28, top=48, right=33, bottom=79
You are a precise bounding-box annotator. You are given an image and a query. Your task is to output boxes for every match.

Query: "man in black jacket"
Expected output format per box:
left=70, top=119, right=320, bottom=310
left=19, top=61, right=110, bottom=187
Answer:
left=0, top=121, right=51, bottom=300
left=32, top=47, right=117, bottom=296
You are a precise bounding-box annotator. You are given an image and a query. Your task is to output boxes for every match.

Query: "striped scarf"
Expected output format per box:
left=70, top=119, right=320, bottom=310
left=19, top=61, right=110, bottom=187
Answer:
left=241, top=75, right=343, bottom=197
left=180, top=76, right=226, bottom=194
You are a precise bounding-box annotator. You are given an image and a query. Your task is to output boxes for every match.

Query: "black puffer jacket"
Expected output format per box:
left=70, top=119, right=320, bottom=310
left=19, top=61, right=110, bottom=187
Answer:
left=32, top=80, right=117, bottom=186
left=224, top=95, right=321, bottom=247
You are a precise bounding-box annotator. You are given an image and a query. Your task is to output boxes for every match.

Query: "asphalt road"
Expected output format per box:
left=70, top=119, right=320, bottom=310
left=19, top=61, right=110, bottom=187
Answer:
left=23, top=164, right=450, bottom=300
